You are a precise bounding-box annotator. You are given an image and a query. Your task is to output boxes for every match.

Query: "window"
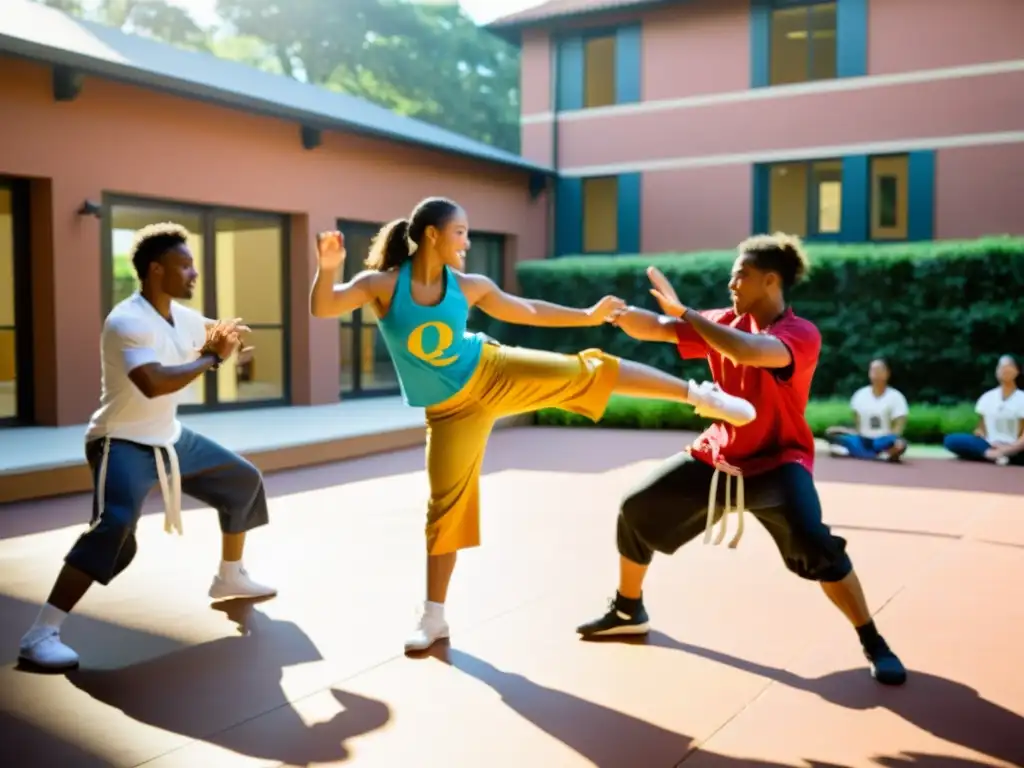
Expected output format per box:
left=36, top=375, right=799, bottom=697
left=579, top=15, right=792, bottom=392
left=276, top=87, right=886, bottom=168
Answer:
left=583, top=177, right=619, bottom=252
left=336, top=220, right=399, bottom=397
left=465, top=233, right=505, bottom=334
left=584, top=35, right=616, bottom=108
left=870, top=155, right=909, bottom=240
left=106, top=201, right=289, bottom=409
left=767, top=159, right=842, bottom=238
left=556, top=26, right=640, bottom=112
left=0, top=184, right=21, bottom=423
left=770, top=1, right=836, bottom=85
left=465, top=233, right=504, bottom=286
left=214, top=216, right=287, bottom=403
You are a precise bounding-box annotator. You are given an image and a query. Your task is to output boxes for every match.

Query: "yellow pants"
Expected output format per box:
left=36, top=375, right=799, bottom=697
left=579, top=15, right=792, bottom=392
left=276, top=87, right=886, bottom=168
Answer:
left=424, top=343, right=620, bottom=555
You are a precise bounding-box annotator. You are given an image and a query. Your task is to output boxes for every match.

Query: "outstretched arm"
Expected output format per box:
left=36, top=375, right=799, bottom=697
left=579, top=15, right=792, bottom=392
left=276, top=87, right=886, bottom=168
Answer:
left=680, top=310, right=793, bottom=369
left=465, top=274, right=622, bottom=328
left=607, top=306, right=681, bottom=343
left=309, top=231, right=379, bottom=318
left=646, top=267, right=792, bottom=369
left=310, top=269, right=379, bottom=318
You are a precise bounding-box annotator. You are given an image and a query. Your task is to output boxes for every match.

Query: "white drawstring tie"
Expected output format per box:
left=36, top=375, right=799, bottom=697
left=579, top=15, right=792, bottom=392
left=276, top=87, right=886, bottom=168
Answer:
left=94, top=438, right=184, bottom=535
left=704, top=463, right=746, bottom=549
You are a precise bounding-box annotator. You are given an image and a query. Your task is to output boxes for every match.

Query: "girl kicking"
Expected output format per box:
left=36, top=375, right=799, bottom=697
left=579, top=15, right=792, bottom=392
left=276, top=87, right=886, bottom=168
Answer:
left=310, top=196, right=756, bottom=653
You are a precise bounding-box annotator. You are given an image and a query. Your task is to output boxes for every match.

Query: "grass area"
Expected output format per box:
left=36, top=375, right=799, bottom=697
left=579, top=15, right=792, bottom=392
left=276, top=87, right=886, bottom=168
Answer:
left=536, top=396, right=976, bottom=446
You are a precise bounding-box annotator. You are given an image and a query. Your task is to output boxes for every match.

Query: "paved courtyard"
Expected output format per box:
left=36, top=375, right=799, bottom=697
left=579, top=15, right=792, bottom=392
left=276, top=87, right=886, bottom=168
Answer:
left=1, top=427, right=1022, bottom=767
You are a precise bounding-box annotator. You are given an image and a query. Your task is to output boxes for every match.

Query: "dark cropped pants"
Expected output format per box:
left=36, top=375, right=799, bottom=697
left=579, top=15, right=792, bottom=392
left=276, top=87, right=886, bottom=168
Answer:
left=64, top=427, right=269, bottom=585
left=617, top=452, right=853, bottom=583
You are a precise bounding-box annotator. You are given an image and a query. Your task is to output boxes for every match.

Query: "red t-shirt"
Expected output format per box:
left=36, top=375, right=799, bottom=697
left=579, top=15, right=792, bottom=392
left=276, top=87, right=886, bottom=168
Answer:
left=676, top=307, right=821, bottom=477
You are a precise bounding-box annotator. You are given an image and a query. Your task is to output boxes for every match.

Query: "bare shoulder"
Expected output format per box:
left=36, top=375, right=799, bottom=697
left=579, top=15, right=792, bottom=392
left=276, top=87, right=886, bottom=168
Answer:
left=354, top=269, right=395, bottom=297
left=452, top=270, right=495, bottom=303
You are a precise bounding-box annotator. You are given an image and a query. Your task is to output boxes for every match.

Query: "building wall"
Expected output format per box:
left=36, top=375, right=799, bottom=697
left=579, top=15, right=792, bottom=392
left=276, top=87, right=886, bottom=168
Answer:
left=0, top=55, right=548, bottom=427
left=519, top=0, right=1024, bottom=254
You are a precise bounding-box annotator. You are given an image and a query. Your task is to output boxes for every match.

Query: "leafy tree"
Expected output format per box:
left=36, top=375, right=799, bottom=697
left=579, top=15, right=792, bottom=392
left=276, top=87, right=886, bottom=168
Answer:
left=215, top=0, right=520, bottom=151
left=32, top=0, right=209, bottom=50
left=33, top=0, right=521, bottom=152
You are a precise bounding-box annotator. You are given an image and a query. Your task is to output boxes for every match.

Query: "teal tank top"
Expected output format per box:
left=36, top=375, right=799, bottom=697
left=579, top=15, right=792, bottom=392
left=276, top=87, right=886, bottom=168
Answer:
left=377, top=262, right=485, bottom=408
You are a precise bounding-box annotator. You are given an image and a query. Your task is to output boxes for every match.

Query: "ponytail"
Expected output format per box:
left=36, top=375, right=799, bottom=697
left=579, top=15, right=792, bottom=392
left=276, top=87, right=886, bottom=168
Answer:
left=366, top=218, right=412, bottom=271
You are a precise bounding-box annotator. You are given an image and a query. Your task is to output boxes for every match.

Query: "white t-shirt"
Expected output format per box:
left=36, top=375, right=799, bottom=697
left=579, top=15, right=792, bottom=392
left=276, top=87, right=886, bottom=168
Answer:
left=850, top=386, right=910, bottom=439
left=85, top=293, right=209, bottom=447
left=975, top=387, right=1024, bottom=446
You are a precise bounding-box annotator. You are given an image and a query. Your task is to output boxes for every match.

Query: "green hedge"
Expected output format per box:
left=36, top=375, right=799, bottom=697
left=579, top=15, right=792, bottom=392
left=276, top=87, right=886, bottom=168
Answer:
left=535, top=396, right=976, bottom=445
left=471, top=237, right=1024, bottom=404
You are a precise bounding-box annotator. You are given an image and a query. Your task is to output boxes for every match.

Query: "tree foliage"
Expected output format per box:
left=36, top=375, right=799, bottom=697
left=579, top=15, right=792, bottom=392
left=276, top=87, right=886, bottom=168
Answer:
left=32, top=0, right=520, bottom=152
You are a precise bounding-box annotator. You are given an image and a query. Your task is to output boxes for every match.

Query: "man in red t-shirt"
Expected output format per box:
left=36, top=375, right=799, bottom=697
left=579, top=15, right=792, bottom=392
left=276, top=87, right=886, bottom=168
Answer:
left=576, top=234, right=906, bottom=686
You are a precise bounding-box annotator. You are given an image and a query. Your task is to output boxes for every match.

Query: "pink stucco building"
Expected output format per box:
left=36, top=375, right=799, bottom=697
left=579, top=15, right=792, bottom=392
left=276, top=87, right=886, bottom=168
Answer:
left=0, top=1, right=551, bottom=428
left=488, top=0, right=1024, bottom=255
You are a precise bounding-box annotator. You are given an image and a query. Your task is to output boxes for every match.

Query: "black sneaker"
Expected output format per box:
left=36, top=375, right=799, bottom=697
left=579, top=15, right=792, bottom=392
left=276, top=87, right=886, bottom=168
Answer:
left=864, top=637, right=907, bottom=685
left=576, top=597, right=650, bottom=638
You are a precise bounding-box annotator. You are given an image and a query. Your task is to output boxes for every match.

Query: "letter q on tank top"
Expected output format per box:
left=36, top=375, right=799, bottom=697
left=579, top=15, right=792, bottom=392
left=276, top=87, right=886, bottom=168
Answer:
left=377, top=263, right=484, bottom=408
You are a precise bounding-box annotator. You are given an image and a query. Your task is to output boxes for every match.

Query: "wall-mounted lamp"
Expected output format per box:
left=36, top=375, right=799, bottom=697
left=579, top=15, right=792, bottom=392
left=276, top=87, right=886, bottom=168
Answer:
left=528, top=172, right=549, bottom=200
left=77, top=200, right=102, bottom=218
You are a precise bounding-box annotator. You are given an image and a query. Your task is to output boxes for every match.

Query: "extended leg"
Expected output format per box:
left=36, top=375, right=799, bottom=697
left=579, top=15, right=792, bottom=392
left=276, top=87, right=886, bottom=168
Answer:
left=577, top=452, right=716, bottom=638
left=478, top=345, right=754, bottom=427
left=612, top=359, right=756, bottom=426
left=405, top=399, right=493, bottom=653
left=755, top=464, right=907, bottom=685
left=173, top=428, right=275, bottom=602
left=19, top=439, right=155, bottom=670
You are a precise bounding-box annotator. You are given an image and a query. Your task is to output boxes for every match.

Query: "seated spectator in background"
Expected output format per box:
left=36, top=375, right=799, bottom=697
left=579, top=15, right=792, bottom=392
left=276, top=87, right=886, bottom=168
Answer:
left=825, top=358, right=909, bottom=462
left=943, top=354, right=1024, bottom=467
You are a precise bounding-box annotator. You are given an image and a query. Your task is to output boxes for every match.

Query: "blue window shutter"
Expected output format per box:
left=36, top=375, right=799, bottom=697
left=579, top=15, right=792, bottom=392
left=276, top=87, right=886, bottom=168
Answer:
left=615, top=24, right=642, bottom=105
left=617, top=173, right=642, bottom=253
left=752, top=164, right=770, bottom=234
left=907, top=150, right=936, bottom=241
left=555, top=177, right=583, bottom=255
left=750, top=0, right=771, bottom=88
left=837, top=0, right=867, bottom=77
left=556, top=36, right=584, bottom=112
left=841, top=155, right=869, bottom=242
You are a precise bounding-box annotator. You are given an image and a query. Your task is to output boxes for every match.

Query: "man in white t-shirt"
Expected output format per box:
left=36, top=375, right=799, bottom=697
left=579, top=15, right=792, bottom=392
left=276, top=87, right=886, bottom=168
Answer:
left=943, top=355, right=1024, bottom=467
left=825, top=358, right=910, bottom=462
left=18, top=223, right=277, bottom=671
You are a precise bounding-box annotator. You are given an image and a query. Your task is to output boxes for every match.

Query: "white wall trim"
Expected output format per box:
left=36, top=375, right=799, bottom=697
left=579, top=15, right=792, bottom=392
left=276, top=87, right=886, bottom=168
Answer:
left=558, top=131, right=1024, bottom=177
left=521, top=59, right=1024, bottom=126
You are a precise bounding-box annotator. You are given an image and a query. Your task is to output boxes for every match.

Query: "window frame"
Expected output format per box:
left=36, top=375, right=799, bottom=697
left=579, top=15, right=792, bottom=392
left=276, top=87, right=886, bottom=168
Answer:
left=766, top=0, right=838, bottom=87
left=100, top=193, right=292, bottom=413
left=581, top=175, right=620, bottom=254
left=764, top=158, right=844, bottom=242
left=581, top=30, right=618, bottom=110
left=0, top=176, right=33, bottom=427
left=554, top=23, right=641, bottom=113
left=334, top=217, right=401, bottom=400
left=869, top=153, right=911, bottom=242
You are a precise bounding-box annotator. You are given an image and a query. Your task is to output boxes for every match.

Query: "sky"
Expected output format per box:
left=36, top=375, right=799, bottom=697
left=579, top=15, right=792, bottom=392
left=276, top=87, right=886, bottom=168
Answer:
left=156, top=0, right=544, bottom=26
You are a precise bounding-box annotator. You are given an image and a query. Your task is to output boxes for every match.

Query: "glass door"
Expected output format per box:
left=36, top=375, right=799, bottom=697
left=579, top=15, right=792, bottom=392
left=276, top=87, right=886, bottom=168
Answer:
left=106, top=202, right=207, bottom=406
left=104, top=198, right=289, bottom=410
left=212, top=213, right=288, bottom=405
left=337, top=220, right=399, bottom=397
left=0, top=180, right=31, bottom=425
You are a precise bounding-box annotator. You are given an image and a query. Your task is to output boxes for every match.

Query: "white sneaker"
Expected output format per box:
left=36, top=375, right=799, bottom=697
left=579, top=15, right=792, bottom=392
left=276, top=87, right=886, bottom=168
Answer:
left=404, top=604, right=449, bottom=653
left=208, top=567, right=277, bottom=601
left=829, top=444, right=851, bottom=457
left=689, top=380, right=756, bottom=426
left=18, top=626, right=80, bottom=670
